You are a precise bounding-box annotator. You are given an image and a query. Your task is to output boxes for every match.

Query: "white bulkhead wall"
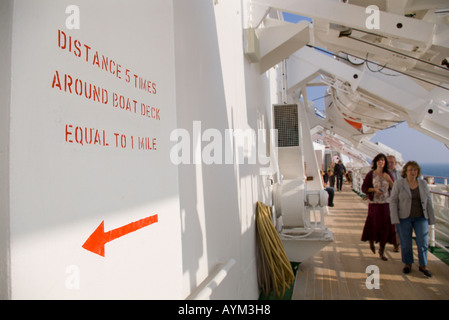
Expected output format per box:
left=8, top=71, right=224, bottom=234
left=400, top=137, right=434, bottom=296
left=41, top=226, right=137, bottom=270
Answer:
left=0, top=0, right=13, bottom=300
left=5, top=0, right=183, bottom=299
left=1, top=0, right=277, bottom=299
left=173, top=0, right=275, bottom=299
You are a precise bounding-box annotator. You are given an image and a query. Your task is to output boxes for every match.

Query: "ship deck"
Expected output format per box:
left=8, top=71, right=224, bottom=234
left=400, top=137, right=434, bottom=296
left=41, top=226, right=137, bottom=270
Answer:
left=292, top=183, right=449, bottom=300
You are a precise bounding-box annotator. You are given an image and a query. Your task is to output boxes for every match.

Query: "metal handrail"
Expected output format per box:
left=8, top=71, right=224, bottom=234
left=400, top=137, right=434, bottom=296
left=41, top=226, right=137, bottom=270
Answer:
left=423, top=174, right=448, bottom=185
left=430, top=190, right=449, bottom=197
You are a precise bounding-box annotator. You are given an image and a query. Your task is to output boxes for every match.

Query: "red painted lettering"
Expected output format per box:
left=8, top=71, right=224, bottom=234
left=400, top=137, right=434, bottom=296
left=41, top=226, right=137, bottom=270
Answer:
left=113, top=133, right=127, bottom=149
left=52, top=71, right=108, bottom=105
left=125, top=69, right=130, bottom=83
left=94, top=130, right=101, bottom=145
left=93, top=85, right=100, bottom=102
left=52, top=70, right=61, bottom=90
left=57, top=29, right=157, bottom=92
left=64, top=74, right=73, bottom=93
left=117, top=64, right=121, bottom=79
left=75, top=79, right=83, bottom=96
left=65, top=124, right=109, bottom=147
left=58, top=29, right=67, bottom=49
left=75, top=126, right=84, bottom=145
left=110, top=59, right=115, bottom=75
left=65, top=124, right=73, bottom=143
left=101, top=56, right=109, bottom=72
left=74, top=40, right=81, bottom=57
left=138, top=137, right=157, bottom=150
left=93, top=51, right=100, bottom=67
left=84, top=44, right=91, bottom=62
left=140, top=103, right=160, bottom=120
left=112, top=92, right=136, bottom=113
left=84, top=128, right=93, bottom=145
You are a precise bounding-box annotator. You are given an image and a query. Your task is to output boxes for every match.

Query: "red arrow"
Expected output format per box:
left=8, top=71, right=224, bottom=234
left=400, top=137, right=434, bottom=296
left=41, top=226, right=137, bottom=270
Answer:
left=82, top=214, right=158, bottom=257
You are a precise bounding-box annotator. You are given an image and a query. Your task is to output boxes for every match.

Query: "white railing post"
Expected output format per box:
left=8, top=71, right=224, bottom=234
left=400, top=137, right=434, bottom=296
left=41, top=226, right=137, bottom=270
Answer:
left=429, top=224, right=436, bottom=250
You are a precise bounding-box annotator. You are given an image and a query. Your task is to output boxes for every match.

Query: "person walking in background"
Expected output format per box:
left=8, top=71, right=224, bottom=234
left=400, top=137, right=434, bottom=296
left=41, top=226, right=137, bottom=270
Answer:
left=327, top=162, right=335, bottom=188
left=387, top=155, right=401, bottom=252
left=389, top=161, right=435, bottom=277
left=387, top=155, right=399, bottom=182
left=361, top=153, right=395, bottom=261
left=334, top=160, right=346, bottom=191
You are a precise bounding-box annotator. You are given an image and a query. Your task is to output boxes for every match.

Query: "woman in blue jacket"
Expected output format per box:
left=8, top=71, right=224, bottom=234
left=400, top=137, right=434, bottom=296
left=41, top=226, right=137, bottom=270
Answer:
left=389, top=161, right=435, bottom=277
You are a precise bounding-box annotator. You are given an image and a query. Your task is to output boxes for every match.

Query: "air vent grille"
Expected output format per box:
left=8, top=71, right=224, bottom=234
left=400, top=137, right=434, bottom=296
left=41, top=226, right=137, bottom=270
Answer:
left=273, top=104, right=299, bottom=147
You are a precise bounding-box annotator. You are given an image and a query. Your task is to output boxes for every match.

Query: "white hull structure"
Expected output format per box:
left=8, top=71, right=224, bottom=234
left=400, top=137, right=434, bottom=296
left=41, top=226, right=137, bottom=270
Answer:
left=1, top=0, right=448, bottom=300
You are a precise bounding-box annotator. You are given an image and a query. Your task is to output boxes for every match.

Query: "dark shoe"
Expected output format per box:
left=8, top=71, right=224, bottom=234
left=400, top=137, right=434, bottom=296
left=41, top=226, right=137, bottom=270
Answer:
left=370, top=242, right=376, bottom=254
left=379, top=246, right=388, bottom=261
left=419, top=266, right=432, bottom=277
left=393, top=244, right=400, bottom=252
left=379, top=253, right=388, bottom=261
left=403, top=265, right=411, bottom=274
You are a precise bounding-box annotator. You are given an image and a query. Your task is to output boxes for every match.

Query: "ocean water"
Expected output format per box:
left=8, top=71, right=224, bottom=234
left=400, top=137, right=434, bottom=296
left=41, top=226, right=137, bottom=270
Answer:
left=420, top=163, right=449, bottom=184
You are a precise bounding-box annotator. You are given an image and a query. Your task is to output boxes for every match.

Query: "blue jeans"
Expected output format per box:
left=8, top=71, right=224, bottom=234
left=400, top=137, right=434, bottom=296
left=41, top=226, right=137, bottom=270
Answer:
left=396, top=217, right=429, bottom=266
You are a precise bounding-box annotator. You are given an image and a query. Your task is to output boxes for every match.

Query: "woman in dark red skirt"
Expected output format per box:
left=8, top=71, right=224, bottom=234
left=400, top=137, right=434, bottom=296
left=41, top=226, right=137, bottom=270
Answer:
left=361, top=153, right=395, bottom=261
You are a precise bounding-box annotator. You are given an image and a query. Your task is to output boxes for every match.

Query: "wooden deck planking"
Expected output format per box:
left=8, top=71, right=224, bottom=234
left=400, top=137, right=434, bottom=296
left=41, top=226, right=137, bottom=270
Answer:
left=292, top=183, right=449, bottom=300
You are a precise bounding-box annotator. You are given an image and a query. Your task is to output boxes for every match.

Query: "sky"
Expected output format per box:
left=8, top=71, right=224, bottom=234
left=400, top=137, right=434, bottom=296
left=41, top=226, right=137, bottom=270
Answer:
left=307, top=85, right=449, bottom=165
left=283, top=12, right=449, bottom=165
left=372, top=123, right=449, bottom=165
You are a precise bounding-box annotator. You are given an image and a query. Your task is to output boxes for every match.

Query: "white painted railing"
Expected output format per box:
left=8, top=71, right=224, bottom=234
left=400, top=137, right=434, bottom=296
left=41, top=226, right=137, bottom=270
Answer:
left=186, top=258, right=236, bottom=300
left=429, top=187, right=449, bottom=254
left=423, top=175, right=448, bottom=185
